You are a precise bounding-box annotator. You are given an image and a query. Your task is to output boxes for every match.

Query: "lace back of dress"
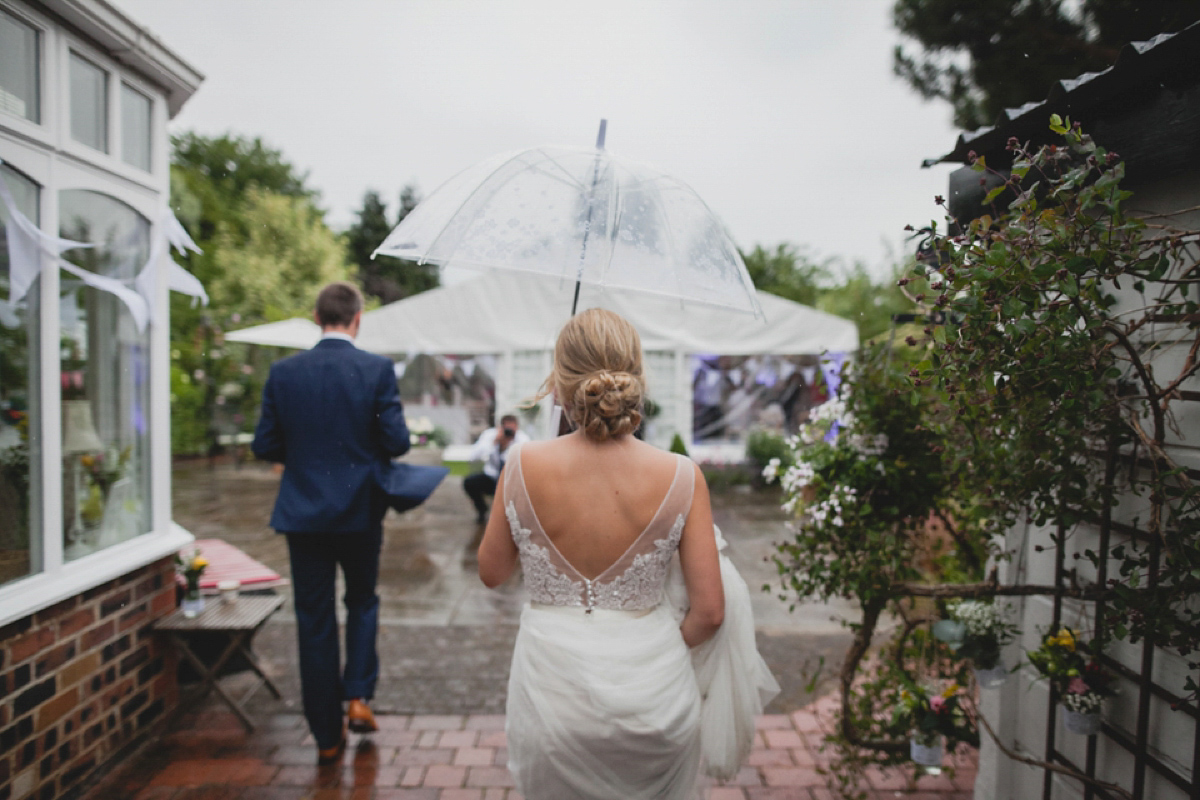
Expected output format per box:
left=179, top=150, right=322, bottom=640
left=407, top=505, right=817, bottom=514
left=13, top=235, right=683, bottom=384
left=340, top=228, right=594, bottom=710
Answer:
left=504, top=444, right=695, bottom=611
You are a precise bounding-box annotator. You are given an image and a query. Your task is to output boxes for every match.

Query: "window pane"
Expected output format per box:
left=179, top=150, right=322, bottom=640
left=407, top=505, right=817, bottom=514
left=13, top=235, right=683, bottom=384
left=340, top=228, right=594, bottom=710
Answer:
left=0, top=164, right=42, bottom=587
left=69, top=53, right=107, bottom=152
left=121, top=84, right=151, bottom=172
left=59, top=190, right=150, bottom=561
left=0, top=9, right=40, bottom=123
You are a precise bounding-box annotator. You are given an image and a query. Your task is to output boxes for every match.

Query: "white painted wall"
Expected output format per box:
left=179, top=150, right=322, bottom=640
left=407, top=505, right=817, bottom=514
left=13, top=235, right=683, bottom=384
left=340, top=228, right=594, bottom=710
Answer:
left=974, top=172, right=1200, bottom=799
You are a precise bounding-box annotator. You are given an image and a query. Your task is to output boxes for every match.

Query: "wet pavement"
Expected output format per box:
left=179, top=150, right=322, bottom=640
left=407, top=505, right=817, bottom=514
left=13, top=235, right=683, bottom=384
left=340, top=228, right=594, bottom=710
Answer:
left=170, top=455, right=860, bottom=716
left=110, top=698, right=978, bottom=799
left=98, top=458, right=980, bottom=798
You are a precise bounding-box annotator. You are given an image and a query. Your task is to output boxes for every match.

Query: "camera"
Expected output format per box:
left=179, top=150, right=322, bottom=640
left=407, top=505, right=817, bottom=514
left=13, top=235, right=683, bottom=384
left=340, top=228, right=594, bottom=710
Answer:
left=501, top=427, right=516, bottom=439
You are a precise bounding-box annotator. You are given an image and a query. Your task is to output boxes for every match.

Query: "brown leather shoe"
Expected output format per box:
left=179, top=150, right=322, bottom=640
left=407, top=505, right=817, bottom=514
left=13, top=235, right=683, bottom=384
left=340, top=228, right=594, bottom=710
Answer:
left=317, top=732, right=346, bottom=765
left=347, top=698, right=379, bottom=733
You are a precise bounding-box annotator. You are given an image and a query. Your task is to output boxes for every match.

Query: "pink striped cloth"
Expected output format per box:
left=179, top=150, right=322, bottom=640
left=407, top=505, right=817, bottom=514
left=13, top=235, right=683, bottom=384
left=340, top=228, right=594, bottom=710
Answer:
left=178, top=539, right=285, bottom=592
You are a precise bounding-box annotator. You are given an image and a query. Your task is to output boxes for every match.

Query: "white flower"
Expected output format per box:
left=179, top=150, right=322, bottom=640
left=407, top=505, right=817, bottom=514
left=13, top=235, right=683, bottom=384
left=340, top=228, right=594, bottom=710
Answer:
left=848, top=432, right=889, bottom=458
left=781, top=461, right=815, bottom=493
left=762, top=458, right=782, bottom=482
left=1061, top=691, right=1104, bottom=715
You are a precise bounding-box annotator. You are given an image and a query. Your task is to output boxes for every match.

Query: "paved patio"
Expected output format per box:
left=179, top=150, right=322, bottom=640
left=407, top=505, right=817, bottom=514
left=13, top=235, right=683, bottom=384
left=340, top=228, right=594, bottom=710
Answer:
left=107, top=693, right=977, bottom=799
left=98, top=461, right=977, bottom=798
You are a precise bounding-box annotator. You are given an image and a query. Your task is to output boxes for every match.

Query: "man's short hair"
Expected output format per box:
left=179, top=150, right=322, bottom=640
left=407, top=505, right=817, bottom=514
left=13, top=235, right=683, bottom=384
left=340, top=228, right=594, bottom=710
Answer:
left=316, top=282, right=364, bottom=328
left=500, top=414, right=519, bottom=426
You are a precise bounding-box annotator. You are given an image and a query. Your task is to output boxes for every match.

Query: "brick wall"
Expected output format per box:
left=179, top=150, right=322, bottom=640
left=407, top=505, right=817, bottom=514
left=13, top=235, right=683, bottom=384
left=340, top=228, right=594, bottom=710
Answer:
left=0, top=557, right=179, bottom=800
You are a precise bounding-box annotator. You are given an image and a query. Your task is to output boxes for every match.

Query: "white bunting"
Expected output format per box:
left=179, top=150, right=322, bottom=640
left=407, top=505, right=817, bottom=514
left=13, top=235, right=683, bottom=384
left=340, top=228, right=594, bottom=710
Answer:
left=0, top=164, right=94, bottom=304
left=2, top=160, right=208, bottom=330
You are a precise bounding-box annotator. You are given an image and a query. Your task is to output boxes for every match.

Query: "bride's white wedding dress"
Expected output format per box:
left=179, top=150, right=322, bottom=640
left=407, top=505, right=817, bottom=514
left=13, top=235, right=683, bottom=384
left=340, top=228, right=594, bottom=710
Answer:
left=502, top=443, right=779, bottom=799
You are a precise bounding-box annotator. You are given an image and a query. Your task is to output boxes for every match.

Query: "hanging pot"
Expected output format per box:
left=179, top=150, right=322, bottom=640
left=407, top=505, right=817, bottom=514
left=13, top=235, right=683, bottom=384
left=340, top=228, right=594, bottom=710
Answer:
left=910, top=736, right=944, bottom=767
left=1061, top=706, right=1101, bottom=735
left=973, top=663, right=1009, bottom=689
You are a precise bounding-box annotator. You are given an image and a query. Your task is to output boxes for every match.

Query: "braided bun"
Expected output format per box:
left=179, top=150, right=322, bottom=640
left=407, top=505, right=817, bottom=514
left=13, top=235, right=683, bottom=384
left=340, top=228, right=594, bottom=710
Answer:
left=530, top=309, right=646, bottom=442
left=574, top=370, right=643, bottom=442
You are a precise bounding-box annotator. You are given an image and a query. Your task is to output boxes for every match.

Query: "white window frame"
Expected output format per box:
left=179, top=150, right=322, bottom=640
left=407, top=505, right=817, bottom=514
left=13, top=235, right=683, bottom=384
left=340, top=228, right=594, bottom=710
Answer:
left=56, top=31, right=164, bottom=192
left=0, top=29, right=188, bottom=627
left=119, top=81, right=153, bottom=173
left=0, top=1, right=53, bottom=145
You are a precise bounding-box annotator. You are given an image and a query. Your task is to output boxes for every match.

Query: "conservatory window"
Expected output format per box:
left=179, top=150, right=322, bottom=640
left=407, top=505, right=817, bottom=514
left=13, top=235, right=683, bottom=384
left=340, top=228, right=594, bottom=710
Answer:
left=0, top=163, right=41, bottom=587
left=58, top=189, right=151, bottom=561
left=69, top=52, right=107, bottom=153
left=0, top=8, right=40, bottom=123
left=121, top=83, right=151, bottom=172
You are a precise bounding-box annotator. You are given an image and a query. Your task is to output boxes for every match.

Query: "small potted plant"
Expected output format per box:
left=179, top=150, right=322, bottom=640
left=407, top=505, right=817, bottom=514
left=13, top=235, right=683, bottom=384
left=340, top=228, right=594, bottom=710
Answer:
left=177, top=549, right=209, bottom=618
left=934, top=600, right=1018, bottom=688
left=894, top=682, right=977, bottom=771
left=1027, top=627, right=1116, bottom=735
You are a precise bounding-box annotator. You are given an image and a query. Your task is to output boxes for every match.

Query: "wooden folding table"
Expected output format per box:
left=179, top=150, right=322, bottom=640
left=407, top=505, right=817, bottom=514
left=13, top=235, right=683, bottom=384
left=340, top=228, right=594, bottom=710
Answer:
left=155, top=595, right=284, bottom=730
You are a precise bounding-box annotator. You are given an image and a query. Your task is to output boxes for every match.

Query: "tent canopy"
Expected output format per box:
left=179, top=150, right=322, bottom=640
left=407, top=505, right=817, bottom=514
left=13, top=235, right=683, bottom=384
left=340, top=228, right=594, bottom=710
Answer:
left=226, top=272, right=858, bottom=356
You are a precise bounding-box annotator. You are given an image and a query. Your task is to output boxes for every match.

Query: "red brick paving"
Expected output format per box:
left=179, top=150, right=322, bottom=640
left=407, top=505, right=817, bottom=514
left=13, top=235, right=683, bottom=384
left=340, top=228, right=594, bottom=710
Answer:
left=99, top=695, right=976, bottom=799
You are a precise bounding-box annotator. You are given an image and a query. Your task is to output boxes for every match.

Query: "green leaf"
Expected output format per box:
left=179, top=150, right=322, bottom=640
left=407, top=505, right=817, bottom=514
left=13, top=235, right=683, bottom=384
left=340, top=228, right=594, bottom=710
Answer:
left=983, top=185, right=1006, bottom=204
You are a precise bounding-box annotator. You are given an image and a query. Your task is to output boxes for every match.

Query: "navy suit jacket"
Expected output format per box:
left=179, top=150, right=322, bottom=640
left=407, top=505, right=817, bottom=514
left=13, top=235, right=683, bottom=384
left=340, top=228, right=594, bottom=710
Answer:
left=251, top=338, right=410, bottom=533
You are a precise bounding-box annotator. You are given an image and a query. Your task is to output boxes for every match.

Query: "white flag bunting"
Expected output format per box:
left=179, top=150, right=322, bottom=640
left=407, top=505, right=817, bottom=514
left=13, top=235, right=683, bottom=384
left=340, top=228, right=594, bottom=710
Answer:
left=1, top=160, right=208, bottom=331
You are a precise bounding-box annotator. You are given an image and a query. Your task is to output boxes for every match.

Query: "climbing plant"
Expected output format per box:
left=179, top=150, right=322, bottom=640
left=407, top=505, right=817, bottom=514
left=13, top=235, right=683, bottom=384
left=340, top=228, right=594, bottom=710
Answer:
left=769, top=120, right=1200, bottom=798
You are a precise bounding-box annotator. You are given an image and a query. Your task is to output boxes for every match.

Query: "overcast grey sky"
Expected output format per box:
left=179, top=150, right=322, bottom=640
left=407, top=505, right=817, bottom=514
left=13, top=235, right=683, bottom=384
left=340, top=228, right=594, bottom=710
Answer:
left=118, top=0, right=960, bottom=280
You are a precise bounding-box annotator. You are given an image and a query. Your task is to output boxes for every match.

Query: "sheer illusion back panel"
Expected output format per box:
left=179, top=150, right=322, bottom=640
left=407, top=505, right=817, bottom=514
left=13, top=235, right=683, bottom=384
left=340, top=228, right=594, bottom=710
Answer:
left=503, top=443, right=695, bottom=612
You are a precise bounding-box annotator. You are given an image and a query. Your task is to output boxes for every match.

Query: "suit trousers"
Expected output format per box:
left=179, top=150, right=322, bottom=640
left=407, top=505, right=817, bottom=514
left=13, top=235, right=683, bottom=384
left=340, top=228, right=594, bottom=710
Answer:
left=285, top=527, right=383, bottom=749
left=463, top=472, right=498, bottom=518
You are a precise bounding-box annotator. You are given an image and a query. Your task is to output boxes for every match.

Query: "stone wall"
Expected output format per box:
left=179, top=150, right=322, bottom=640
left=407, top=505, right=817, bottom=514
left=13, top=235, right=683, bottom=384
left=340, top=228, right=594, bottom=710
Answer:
left=0, top=557, right=179, bottom=800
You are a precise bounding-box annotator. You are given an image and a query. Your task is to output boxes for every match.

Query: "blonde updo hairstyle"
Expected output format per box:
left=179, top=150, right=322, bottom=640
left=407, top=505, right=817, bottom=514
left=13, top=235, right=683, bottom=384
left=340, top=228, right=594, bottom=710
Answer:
left=537, top=309, right=645, bottom=442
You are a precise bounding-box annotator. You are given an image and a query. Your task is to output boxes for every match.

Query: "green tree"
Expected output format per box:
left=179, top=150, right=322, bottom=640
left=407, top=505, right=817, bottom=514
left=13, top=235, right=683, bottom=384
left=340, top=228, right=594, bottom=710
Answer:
left=208, top=188, right=352, bottom=322
left=892, top=0, right=1200, bottom=130
left=740, top=243, right=829, bottom=307
left=817, top=263, right=911, bottom=343
left=743, top=243, right=910, bottom=344
left=345, top=186, right=438, bottom=304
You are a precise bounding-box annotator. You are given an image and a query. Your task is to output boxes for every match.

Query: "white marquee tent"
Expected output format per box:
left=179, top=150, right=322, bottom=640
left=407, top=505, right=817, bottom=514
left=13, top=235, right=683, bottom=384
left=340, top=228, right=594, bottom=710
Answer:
left=226, top=272, right=858, bottom=446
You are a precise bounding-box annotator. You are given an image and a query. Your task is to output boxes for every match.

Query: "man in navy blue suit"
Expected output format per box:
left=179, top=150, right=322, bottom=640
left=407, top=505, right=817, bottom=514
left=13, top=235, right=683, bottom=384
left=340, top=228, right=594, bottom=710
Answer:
left=252, top=282, right=410, bottom=764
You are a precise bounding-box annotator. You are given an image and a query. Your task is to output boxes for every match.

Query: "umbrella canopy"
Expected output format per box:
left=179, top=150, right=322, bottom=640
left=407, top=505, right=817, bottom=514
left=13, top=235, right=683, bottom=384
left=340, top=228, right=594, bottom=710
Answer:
left=373, top=132, right=764, bottom=319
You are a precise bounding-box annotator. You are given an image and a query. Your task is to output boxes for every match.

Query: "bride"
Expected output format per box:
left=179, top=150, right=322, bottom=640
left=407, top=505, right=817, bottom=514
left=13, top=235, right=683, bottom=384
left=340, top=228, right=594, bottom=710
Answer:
left=478, top=308, right=738, bottom=799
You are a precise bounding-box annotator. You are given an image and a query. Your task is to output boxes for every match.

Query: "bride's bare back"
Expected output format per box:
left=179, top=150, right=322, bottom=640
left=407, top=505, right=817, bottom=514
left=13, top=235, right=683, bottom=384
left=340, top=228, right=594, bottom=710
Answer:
left=479, top=429, right=723, bottom=647
left=519, top=434, right=681, bottom=579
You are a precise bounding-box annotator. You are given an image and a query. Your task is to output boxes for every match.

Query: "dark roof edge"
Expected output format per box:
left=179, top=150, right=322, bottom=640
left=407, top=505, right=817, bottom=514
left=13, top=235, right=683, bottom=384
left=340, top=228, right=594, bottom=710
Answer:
left=922, top=19, right=1200, bottom=168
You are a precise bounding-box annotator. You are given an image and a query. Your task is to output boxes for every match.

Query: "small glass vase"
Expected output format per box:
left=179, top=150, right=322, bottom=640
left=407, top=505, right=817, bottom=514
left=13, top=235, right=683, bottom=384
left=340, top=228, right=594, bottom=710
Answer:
left=974, top=663, right=1009, bottom=689
left=1061, top=706, right=1102, bottom=735
left=910, top=736, right=944, bottom=770
left=182, top=580, right=205, bottom=618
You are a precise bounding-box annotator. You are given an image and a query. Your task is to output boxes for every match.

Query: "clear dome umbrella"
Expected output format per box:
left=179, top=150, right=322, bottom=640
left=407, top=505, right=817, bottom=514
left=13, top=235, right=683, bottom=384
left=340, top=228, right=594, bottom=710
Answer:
left=373, top=121, right=764, bottom=320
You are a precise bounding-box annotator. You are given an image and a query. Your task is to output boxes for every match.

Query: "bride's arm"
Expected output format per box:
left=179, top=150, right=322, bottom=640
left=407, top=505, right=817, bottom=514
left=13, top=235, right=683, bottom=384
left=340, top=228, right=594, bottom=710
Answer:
left=478, top=470, right=519, bottom=588
left=679, top=463, right=724, bottom=647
